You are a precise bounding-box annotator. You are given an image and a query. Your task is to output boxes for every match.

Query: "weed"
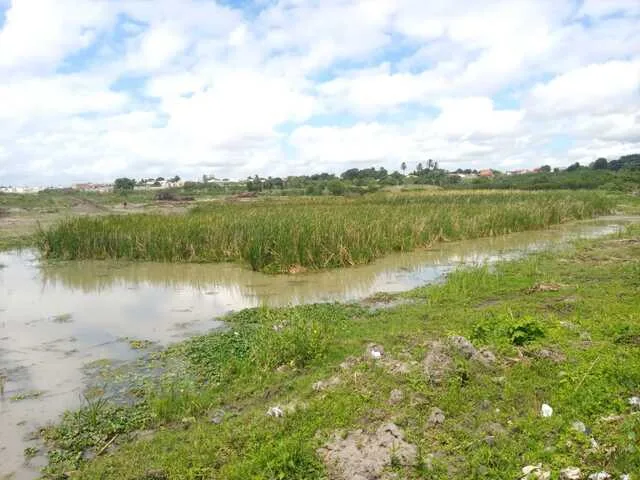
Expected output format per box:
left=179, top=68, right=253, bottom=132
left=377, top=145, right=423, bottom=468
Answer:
left=23, top=446, right=39, bottom=460
left=37, top=191, right=614, bottom=272
left=10, top=390, right=44, bottom=402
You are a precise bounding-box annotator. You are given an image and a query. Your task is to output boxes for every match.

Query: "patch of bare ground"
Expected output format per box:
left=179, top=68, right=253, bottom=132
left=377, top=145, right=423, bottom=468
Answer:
left=318, top=423, right=417, bottom=480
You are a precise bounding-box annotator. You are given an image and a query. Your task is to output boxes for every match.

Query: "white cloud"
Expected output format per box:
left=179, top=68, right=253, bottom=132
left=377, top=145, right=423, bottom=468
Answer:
left=0, top=0, right=638, bottom=185
left=0, top=0, right=114, bottom=72
left=528, top=60, right=640, bottom=116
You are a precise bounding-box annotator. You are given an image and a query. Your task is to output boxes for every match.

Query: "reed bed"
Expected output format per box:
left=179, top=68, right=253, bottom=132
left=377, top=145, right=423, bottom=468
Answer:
left=38, top=191, right=614, bottom=272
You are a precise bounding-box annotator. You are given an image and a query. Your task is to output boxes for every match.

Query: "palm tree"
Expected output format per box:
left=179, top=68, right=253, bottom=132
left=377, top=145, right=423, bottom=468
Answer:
left=401, top=162, right=407, bottom=174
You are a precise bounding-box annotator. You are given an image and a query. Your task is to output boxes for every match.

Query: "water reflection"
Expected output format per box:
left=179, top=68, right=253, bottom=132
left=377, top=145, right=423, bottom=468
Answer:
left=39, top=216, right=633, bottom=305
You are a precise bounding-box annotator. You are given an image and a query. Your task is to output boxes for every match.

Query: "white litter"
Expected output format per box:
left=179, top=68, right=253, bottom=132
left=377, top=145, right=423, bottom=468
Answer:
left=560, top=467, right=581, bottom=480
left=267, top=406, right=284, bottom=417
left=628, top=396, right=640, bottom=407
left=588, top=473, right=611, bottom=480
left=540, top=403, right=553, bottom=417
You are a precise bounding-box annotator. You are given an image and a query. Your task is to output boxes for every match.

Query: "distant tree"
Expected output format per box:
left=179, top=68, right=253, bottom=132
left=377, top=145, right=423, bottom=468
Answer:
left=416, top=162, right=424, bottom=173
left=592, top=158, right=608, bottom=170
left=155, top=177, right=165, bottom=182
left=169, top=175, right=181, bottom=183
left=401, top=162, right=407, bottom=174
left=540, top=165, right=551, bottom=173
left=327, top=179, right=346, bottom=196
left=114, top=178, right=136, bottom=191
left=566, top=162, right=581, bottom=172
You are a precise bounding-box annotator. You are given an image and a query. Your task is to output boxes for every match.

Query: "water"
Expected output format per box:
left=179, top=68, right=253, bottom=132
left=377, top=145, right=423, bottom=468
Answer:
left=0, top=216, right=636, bottom=479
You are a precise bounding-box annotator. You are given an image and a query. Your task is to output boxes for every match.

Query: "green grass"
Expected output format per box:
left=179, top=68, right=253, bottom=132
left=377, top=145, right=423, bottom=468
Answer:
left=39, top=224, right=640, bottom=479
left=37, top=191, right=615, bottom=272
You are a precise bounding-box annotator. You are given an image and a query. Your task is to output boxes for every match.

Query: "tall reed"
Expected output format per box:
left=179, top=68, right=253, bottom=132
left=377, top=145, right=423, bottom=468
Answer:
left=38, top=191, right=614, bottom=272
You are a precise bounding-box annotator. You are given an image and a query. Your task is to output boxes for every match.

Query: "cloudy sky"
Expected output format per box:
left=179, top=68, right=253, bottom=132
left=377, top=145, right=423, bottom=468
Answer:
left=0, top=0, right=639, bottom=186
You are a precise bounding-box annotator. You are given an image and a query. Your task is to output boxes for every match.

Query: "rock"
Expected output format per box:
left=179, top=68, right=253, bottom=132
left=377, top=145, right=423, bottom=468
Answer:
left=388, top=389, right=404, bottom=405
left=479, top=399, right=492, bottom=410
left=540, top=403, right=553, bottom=417
left=620, top=475, right=630, bottom=480
left=589, top=437, right=599, bottom=449
left=312, top=376, right=341, bottom=392
left=628, top=396, right=640, bottom=408
left=588, top=473, right=611, bottom=480
left=521, top=464, right=551, bottom=480
left=560, top=467, right=582, bottom=480
left=428, top=407, right=445, bottom=427
left=139, top=469, right=168, bottom=480
left=527, top=282, right=562, bottom=293
left=449, top=336, right=478, bottom=359
left=382, top=358, right=417, bottom=375
left=318, top=423, right=417, bottom=480
left=423, top=341, right=454, bottom=384
left=560, top=321, right=579, bottom=330
left=472, top=348, right=497, bottom=366
left=536, top=348, right=566, bottom=363
left=571, top=421, right=587, bottom=434
left=210, top=410, right=225, bottom=425
left=484, top=422, right=507, bottom=436
left=340, top=356, right=359, bottom=370
left=484, top=435, right=496, bottom=447
left=267, top=406, right=284, bottom=417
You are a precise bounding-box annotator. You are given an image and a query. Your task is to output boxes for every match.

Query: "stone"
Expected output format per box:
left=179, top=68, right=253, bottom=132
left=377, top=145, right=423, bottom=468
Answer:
left=210, top=410, right=225, bottom=425
left=428, top=407, right=445, bottom=427
left=485, top=435, right=496, bottom=447
left=449, top=335, right=478, bottom=359
left=628, top=396, right=640, bottom=408
left=521, top=464, right=551, bottom=480
left=588, top=473, right=611, bottom=480
left=312, top=376, right=341, bottom=392
left=560, top=467, right=582, bottom=480
left=484, top=422, right=507, bottom=436
left=388, top=389, right=404, bottom=405
left=472, top=348, right=497, bottom=366
left=571, top=421, right=586, bottom=434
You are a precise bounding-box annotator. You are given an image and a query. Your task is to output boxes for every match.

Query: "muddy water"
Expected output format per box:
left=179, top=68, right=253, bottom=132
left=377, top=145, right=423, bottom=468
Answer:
left=0, top=216, right=636, bottom=479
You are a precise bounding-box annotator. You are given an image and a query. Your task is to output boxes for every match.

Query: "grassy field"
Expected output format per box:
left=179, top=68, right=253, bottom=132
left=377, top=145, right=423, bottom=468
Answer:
left=37, top=191, right=614, bottom=272
left=39, top=224, right=640, bottom=479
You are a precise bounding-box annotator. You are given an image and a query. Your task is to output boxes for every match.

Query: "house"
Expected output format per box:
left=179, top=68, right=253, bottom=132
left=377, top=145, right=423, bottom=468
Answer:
left=478, top=169, right=494, bottom=178
left=72, top=183, right=113, bottom=193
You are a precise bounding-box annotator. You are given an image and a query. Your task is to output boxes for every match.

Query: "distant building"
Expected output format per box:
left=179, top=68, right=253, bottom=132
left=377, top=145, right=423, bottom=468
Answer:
left=478, top=169, right=494, bottom=178
left=72, top=183, right=113, bottom=193
left=0, top=186, right=46, bottom=193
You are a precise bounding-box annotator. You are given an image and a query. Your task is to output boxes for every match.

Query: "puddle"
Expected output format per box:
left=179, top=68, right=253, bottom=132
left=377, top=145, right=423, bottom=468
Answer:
left=0, top=215, right=637, bottom=479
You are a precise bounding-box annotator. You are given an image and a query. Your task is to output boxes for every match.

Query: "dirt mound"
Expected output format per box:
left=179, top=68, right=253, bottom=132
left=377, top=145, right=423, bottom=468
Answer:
left=318, top=423, right=417, bottom=480
left=422, top=341, right=454, bottom=384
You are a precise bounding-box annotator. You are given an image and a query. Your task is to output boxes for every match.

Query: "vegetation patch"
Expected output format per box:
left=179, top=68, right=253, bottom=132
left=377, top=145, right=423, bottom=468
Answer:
left=10, top=390, right=45, bottom=402
left=37, top=225, right=640, bottom=479
left=37, top=191, right=614, bottom=272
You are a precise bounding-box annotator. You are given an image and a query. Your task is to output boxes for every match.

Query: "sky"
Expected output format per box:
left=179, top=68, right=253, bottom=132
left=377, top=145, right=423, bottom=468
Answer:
left=0, top=0, right=639, bottom=186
